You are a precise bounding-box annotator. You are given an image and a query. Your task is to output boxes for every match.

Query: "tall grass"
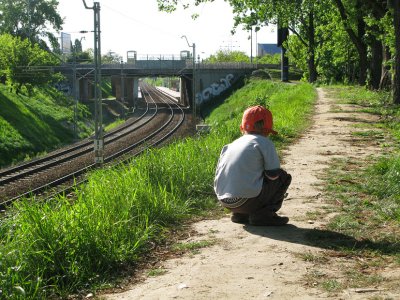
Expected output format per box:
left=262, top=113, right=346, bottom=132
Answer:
left=207, top=79, right=316, bottom=146
left=0, top=80, right=316, bottom=299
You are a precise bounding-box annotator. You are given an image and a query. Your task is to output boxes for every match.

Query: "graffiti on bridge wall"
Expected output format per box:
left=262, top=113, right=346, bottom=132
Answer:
left=195, top=74, right=234, bottom=105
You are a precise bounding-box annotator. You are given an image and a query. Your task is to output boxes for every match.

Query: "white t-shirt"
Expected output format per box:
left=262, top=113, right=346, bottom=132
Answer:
left=214, top=134, right=280, bottom=200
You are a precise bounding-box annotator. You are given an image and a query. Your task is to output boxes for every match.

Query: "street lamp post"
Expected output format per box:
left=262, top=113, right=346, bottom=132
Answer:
left=82, top=0, right=104, bottom=165
left=181, top=35, right=196, bottom=123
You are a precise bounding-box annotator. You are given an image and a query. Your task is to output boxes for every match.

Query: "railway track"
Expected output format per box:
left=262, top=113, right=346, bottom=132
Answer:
left=0, top=82, right=187, bottom=206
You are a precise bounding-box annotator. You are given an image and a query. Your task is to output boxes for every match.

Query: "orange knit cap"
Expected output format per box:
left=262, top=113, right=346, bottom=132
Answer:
left=240, top=105, right=278, bottom=135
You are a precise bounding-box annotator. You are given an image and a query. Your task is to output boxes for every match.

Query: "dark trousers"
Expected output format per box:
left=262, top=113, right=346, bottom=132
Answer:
left=230, top=169, right=292, bottom=220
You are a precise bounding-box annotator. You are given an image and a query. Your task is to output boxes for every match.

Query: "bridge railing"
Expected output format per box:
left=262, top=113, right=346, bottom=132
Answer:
left=55, top=61, right=266, bottom=77
left=195, top=62, right=260, bottom=69
left=101, top=61, right=262, bottom=70
left=136, top=54, right=185, bottom=61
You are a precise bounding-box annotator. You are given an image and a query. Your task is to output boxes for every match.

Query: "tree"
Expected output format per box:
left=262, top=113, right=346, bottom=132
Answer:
left=73, top=39, right=83, bottom=54
left=204, top=50, right=249, bottom=63
left=281, top=0, right=336, bottom=83
left=65, top=40, right=92, bottom=64
left=333, top=0, right=400, bottom=102
left=391, top=0, right=400, bottom=104
left=102, top=51, right=123, bottom=64
left=158, top=0, right=400, bottom=103
left=0, top=0, right=63, bottom=50
left=158, top=0, right=329, bottom=83
left=332, top=0, right=372, bottom=86
left=0, top=33, right=60, bottom=93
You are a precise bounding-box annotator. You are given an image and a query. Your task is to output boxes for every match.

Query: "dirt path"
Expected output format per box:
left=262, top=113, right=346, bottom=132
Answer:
left=103, top=88, right=397, bottom=300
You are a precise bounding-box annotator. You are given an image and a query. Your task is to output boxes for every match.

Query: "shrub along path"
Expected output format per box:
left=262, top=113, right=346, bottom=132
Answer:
left=104, top=88, right=399, bottom=299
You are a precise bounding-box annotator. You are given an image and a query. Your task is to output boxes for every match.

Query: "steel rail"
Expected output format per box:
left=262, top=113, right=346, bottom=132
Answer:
left=0, top=83, right=185, bottom=207
left=0, top=98, right=153, bottom=186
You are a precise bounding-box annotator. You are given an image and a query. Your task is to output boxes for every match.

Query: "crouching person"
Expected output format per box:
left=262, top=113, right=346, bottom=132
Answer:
left=214, top=105, right=292, bottom=226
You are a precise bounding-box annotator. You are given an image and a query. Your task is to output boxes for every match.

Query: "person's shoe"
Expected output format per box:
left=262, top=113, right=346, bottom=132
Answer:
left=231, top=213, right=249, bottom=224
left=249, top=213, right=289, bottom=226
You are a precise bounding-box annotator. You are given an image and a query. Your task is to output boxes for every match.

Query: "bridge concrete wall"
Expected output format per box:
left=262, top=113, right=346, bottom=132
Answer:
left=179, top=77, right=191, bottom=107
left=111, top=76, right=139, bottom=107
left=79, top=78, right=93, bottom=102
left=195, top=69, right=245, bottom=107
left=98, top=69, right=247, bottom=109
left=56, top=62, right=255, bottom=110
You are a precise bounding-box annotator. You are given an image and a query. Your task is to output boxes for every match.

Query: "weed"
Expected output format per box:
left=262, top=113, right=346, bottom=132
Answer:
left=296, top=251, right=328, bottom=263
left=172, top=240, right=215, bottom=254
left=321, top=279, right=342, bottom=292
left=148, top=268, right=167, bottom=277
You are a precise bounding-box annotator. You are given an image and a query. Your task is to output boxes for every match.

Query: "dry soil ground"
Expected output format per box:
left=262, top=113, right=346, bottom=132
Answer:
left=103, top=88, right=399, bottom=300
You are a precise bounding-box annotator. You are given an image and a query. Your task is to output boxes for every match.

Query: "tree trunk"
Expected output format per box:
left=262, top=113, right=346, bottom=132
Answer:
left=333, top=0, right=368, bottom=85
left=278, top=27, right=290, bottom=82
left=379, top=46, right=392, bottom=90
left=281, top=46, right=289, bottom=82
left=393, top=0, right=400, bottom=104
left=308, top=10, right=318, bottom=83
left=370, top=38, right=383, bottom=90
left=358, top=47, right=368, bottom=85
left=356, top=0, right=368, bottom=85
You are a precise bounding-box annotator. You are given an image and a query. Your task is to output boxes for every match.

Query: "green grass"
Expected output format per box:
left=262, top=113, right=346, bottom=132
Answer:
left=0, top=85, right=93, bottom=167
left=172, top=240, right=215, bottom=255
left=266, top=67, right=304, bottom=81
left=0, top=82, right=128, bottom=168
left=147, top=268, right=167, bottom=277
left=302, top=85, right=400, bottom=294
left=207, top=80, right=316, bottom=147
left=0, top=80, right=316, bottom=299
left=104, top=118, right=125, bottom=132
left=323, top=86, right=400, bottom=237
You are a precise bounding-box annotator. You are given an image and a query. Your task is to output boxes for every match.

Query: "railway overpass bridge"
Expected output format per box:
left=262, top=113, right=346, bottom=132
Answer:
left=55, top=57, right=262, bottom=108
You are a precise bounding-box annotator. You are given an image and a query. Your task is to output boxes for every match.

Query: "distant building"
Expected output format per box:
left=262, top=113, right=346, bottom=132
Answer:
left=257, top=43, right=281, bottom=56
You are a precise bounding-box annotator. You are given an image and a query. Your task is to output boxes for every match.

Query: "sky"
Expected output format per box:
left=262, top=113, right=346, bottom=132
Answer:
left=57, top=0, right=277, bottom=61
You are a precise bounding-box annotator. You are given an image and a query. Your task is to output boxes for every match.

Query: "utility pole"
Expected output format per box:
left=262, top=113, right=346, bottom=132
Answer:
left=250, top=27, right=253, bottom=64
left=181, top=35, right=196, bottom=123
left=72, top=37, right=85, bottom=141
left=82, top=0, right=103, bottom=165
left=73, top=48, right=78, bottom=141
left=120, top=59, right=125, bottom=119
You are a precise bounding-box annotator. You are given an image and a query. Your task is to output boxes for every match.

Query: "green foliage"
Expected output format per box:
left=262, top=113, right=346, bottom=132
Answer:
left=0, top=34, right=61, bottom=93
left=0, top=0, right=63, bottom=49
left=0, top=80, right=316, bottom=298
left=257, top=53, right=281, bottom=65
left=288, top=25, right=357, bottom=84
left=204, top=50, right=250, bottom=63
left=158, top=0, right=399, bottom=99
left=286, top=35, right=308, bottom=78
left=101, top=78, right=113, bottom=99
left=65, top=49, right=93, bottom=64
left=102, top=51, right=123, bottom=64
left=144, top=77, right=164, bottom=86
